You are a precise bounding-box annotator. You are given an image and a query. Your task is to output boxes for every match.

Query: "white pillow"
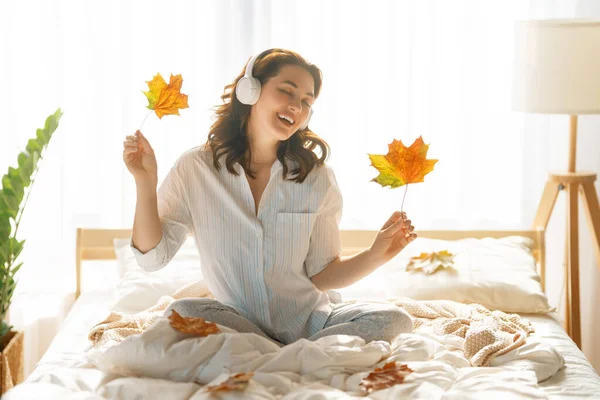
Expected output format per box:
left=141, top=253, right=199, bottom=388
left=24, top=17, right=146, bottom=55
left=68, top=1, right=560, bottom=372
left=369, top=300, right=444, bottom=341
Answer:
left=112, top=236, right=203, bottom=313
left=334, top=236, right=554, bottom=314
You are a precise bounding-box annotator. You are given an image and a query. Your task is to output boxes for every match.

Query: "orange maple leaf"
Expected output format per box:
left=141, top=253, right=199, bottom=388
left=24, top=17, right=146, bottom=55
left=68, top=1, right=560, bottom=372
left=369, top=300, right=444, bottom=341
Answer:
left=143, top=73, right=189, bottom=119
left=205, top=372, right=254, bottom=393
left=368, top=136, right=438, bottom=188
left=359, top=362, right=413, bottom=393
left=168, top=310, right=220, bottom=336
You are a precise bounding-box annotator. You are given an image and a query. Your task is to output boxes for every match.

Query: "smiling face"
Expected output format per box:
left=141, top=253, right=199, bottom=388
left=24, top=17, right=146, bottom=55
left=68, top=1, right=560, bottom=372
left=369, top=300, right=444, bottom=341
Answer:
left=247, top=64, right=315, bottom=144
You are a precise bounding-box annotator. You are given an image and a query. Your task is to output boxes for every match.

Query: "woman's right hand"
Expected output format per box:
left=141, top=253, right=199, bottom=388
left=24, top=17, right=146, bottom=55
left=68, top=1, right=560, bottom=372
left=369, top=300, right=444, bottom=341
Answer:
left=123, top=130, right=158, bottom=186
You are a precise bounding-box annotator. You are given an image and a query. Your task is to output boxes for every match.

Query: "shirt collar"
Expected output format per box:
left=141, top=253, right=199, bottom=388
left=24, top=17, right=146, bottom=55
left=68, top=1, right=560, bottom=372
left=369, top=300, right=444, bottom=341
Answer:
left=234, top=158, right=286, bottom=175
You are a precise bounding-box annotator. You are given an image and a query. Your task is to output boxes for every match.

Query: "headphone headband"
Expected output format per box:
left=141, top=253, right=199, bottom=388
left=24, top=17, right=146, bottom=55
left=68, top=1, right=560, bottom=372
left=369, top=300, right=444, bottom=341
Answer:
left=244, top=49, right=273, bottom=79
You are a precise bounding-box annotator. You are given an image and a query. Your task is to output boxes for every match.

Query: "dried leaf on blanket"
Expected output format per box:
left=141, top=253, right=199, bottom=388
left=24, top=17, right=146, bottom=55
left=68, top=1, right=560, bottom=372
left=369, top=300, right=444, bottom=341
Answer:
left=88, top=281, right=214, bottom=348
left=406, top=250, right=455, bottom=274
left=168, top=310, right=219, bottom=336
left=205, top=372, right=254, bottom=393
left=393, top=298, right=535, bottom=367
left=359, top=361, right=413, bottom=393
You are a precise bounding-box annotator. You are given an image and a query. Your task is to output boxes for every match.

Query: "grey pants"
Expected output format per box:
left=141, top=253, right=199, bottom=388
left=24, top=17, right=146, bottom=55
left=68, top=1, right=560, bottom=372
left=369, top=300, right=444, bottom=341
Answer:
left=163, top=298, right=413, bottom=347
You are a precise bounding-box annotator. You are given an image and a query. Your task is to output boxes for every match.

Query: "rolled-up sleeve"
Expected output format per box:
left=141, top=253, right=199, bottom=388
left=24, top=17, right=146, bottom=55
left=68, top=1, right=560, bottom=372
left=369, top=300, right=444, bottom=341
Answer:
left=130, top=158, right=193, bottom=271
left=304, top=168, right=343, bottom=278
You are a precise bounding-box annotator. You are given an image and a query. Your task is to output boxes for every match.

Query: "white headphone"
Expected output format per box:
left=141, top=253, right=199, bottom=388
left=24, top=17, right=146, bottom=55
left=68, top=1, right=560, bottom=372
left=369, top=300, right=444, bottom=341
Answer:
left=235, top=50, right=313, bottom=131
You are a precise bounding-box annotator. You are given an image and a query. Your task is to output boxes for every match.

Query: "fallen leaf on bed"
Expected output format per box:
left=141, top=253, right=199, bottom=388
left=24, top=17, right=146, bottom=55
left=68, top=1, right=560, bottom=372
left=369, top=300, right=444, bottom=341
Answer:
left=205, top=372, right=254, bottom=393
left=368, top=136, right=438, bottom=188
left=359, top=362, right=413, bottom=393
left=143, top=73, right=189, bottom=119
left=168, top=310, right=220, bottom=336
left=406, top=250, right=455, bottom=274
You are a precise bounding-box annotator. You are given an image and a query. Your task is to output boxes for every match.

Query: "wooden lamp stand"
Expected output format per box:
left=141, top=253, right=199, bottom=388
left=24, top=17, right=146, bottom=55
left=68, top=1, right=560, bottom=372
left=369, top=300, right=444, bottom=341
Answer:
left=532, top=115, right=600, bottom=349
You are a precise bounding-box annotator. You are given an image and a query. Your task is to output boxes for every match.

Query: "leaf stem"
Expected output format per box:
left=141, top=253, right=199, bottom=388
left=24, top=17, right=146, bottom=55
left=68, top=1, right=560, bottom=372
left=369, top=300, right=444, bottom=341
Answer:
left=139, top=111, right=153, bottom=131
left=400, top=184, right=409, bottom=216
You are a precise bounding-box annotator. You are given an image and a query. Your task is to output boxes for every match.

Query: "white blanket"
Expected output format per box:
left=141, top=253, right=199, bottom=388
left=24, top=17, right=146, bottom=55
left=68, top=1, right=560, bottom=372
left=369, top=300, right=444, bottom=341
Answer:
left=5, top=295, right=567, bottom=399
left=12, top=314, right=560, bottom=399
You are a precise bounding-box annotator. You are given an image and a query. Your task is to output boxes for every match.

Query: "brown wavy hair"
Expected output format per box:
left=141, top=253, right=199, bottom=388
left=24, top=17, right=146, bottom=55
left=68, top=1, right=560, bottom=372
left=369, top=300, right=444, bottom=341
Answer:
left=204, top=48, right=329, bottom=183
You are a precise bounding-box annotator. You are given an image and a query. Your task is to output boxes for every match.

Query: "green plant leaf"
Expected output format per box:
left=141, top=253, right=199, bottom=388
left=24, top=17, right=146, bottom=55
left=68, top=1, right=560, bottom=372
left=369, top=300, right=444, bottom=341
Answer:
left=8, top=167, right=20, bottom=180
left=2, top=176, right=13, bottom=192
left=2, top=276, right=16, bottom=299
left=10, top=177, right=24, bottom=204
left=0, top=203, right=11, bottom=220
left=0, top=320, right=11, bottom=337
left=45, top=109, right=62, bottom=136
left=19, top=156, right=33, bottom=186
left=11, top=239, right=25, bottom=260
left=6, top=277, right=15, bottom=293
left=1, top=186, right=15, bottom=199
left=9, top=262, right=23, bottom=277
left=36, top=128, right=47, bottom=143
left=0, top=192, right=18, bottom=218
left=0, top=240, right=8, bottom=262
left=20, top=152, right=38, bottom=187
left=17, top=152, right=27, bottom=167
left=1, top=300, right=12, bottom=316
left=0, top=217, right=10, bottom=238
left=25, top=138, right=42, bottom=154
left=7, top=168, right=23, bottom=200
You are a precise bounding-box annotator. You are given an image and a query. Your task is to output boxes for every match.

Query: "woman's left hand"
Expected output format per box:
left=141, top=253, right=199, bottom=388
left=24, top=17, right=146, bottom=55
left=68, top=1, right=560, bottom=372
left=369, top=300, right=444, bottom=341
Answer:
left=368, top=211, right=417, bottom=266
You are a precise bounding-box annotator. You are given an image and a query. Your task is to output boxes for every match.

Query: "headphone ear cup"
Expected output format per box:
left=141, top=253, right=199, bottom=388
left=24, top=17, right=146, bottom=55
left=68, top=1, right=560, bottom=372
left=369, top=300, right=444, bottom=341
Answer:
left=235, top=76, right=262, bottom=105
left=299, top=108, right=313, bottom=130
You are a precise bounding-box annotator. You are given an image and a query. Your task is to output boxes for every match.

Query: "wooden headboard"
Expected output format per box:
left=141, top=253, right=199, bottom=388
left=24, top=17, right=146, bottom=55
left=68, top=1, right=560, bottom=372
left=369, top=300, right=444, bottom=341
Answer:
left=75, top=228, right=545, bottom=299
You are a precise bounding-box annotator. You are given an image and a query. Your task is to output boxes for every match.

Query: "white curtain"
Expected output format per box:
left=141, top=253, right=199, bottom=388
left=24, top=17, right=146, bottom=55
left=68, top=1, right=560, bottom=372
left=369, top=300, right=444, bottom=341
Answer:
left=1, top=0, right=598, bottom=376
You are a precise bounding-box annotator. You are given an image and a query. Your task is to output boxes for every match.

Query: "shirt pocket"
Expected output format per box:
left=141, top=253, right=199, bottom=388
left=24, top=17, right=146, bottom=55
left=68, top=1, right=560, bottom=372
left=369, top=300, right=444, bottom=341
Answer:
left=274, top=212, right=317, bottom=275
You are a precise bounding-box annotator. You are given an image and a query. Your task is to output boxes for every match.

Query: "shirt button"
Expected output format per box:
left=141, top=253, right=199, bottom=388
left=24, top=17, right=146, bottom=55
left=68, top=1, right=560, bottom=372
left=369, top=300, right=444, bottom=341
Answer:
left=255, top=230, right=262, bottom=238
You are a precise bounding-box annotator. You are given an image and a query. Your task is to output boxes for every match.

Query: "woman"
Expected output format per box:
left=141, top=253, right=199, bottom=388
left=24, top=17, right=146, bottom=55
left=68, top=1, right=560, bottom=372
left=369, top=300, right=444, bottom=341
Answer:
left=122, top=48, right=416, bottom=346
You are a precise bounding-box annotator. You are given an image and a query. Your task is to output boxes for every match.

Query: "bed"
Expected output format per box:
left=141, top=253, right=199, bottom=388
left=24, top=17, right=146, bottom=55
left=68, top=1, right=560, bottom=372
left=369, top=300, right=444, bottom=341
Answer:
left=4, top=228, right=600, bottom=399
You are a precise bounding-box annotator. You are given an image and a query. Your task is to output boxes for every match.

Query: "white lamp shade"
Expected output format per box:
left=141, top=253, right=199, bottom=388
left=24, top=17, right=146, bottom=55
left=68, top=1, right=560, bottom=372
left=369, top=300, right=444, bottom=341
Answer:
left=512, top=19, right=600, bottom=114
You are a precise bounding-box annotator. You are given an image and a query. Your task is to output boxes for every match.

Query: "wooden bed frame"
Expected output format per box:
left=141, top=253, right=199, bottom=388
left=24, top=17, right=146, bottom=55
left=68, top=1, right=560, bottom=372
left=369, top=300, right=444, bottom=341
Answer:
left=75, top=227, right=546, bottom=297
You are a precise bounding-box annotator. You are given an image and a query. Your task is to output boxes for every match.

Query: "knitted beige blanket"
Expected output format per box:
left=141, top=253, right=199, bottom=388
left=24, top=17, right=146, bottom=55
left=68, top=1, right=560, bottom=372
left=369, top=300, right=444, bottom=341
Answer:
left=392, top=298, right=535, bottom=366
left=89, top=284, right=534, bottom=367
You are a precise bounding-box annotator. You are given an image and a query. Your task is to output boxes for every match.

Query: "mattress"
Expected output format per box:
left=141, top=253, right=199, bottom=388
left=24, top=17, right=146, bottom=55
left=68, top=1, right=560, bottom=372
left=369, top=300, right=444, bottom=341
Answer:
left=24, top=290, right=117, bottom=387
left=526, top=313, right=600, bottom=398
left=6, top=291, right=600, bottom=399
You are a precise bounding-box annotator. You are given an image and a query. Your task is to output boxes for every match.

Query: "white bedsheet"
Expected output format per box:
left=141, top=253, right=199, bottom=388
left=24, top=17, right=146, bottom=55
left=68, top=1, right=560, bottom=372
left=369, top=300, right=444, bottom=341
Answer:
left=4, top=291, right=600, bottom=399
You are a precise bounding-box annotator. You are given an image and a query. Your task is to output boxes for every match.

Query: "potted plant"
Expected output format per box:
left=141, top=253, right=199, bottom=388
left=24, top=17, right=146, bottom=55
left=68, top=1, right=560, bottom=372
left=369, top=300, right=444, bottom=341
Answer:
left=0, top=109, right=62, bottom=394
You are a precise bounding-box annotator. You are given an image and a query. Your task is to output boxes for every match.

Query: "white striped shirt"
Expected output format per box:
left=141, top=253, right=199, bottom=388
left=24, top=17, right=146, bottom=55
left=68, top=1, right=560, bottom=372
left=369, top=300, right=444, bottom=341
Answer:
left=130, top=146, right=343, bottom=344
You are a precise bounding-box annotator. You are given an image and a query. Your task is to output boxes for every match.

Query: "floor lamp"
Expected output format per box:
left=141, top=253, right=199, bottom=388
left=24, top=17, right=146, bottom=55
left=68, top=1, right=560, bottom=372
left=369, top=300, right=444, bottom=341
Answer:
left=512, top=19, right=600, bottom=349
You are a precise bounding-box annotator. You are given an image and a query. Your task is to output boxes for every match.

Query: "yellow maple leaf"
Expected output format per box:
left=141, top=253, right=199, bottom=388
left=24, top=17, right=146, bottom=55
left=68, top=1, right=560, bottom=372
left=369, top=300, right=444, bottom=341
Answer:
left=168, top=310, right=220, bottom=336
left=368, top=136, right=438, bottom=188
left=143, top=73, right=189, bottom=119
left=406, top=250, right=455, bottom=274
